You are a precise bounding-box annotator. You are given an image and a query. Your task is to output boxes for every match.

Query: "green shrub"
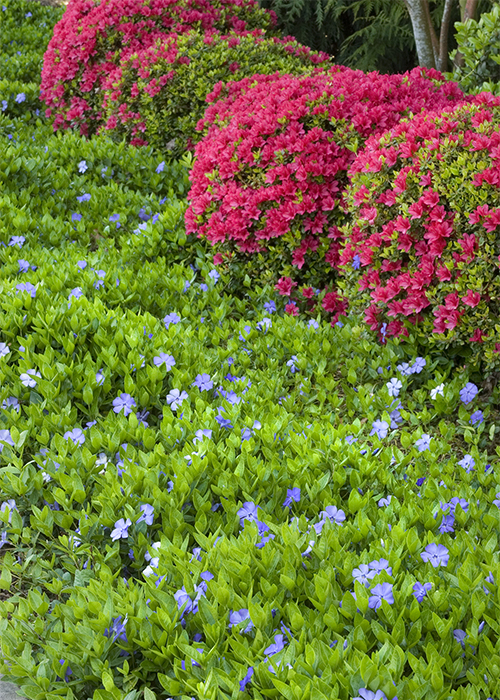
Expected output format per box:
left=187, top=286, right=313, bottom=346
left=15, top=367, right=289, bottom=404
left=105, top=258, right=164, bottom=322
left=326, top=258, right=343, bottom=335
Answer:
left=1, top=0, right=63, bottom=26
left=99, top=29, right=333, bottom=158
left=0, top=51, right=47, bottom=84
left=0, top=119, right=204, bottom=271
left=449, top=2, right=500, bottom=95
left=339, top=93, right=500, bottom=375
left=0, top=0, right=64, bottom=83
left=0, top=0, right=64, bottom=123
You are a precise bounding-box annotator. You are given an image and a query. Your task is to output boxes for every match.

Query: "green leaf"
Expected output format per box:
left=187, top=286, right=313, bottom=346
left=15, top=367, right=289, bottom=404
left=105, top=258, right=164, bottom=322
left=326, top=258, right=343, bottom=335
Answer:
left=0, top=565, right=12, bottom=590
left=101, top=670, right=115, bottom=691
left=430, top=661, right=443, bottom=691
left=197, top=595, right=216, bottom=626
left=271, top=679, right=294, bottom=699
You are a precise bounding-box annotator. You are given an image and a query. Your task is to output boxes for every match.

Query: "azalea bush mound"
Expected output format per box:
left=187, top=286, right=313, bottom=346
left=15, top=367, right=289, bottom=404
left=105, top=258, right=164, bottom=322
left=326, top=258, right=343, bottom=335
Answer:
left=339, top=92, right=500, bottom=374
left=40, top=0, right=279, bottom=138
left=186, top=66, right=469, bottom=322
left=98, top=29, right=333, bottom=157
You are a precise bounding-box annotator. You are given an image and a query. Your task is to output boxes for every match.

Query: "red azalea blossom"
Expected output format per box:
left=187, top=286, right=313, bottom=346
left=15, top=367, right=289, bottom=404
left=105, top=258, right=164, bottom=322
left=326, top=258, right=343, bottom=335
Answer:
left=275, top=276, right=297, bottom=296
left=291, top=249, right=306, bottom=268
left=462, top=289, right=481, bottom=307
left=483, top=208, right=500, bottom=233
left=470, top=328, right=486, bottom=342
left=285, top=302, right=299, bottom=316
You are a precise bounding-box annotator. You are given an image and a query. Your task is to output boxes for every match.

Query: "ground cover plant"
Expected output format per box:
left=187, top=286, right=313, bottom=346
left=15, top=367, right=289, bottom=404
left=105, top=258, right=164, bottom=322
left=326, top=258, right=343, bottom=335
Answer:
left=2, top=2, right=500, bottom=700
left=0, top=0, right=64, bottom=121
left=185, top=65, right=470, bottom=321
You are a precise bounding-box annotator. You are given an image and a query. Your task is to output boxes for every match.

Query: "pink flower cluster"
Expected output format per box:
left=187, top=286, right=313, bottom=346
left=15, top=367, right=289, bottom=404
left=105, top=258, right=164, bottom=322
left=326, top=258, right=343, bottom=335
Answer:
left=40, top=0, right=277, bottom=138
left=341, top=92, right=500, bottom=367
left=186, top=66, right=468, bottom=323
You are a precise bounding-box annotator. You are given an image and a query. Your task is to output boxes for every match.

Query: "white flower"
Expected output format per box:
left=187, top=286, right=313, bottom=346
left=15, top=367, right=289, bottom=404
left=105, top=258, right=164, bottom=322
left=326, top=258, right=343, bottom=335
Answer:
left=143, top=541, right=160, bottom=577
left=386, top=378, right=402, bottom=397
left=20, top=369, right=41, bottom=387
left=96, top=453, right=110, bottom=474
left=256, top=318, right=272, bottom=332
left=430, top=383, right=445, bottom=400
left=166, top=388, right=188, bottom=411
left=144, top=542, right=161, bottom=564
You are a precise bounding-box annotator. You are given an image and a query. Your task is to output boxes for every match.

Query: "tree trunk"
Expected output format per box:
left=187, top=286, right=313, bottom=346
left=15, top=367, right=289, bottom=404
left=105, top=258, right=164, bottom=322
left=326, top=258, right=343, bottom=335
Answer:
left=454, top=0, right=480, bottom=68
left=403, top=0, right=437, bottom=69
left=437, top=0, right=455, bottom=72
left=461, top=0, right=479, bottom=22
left=422, top=0, right=440, bottom=65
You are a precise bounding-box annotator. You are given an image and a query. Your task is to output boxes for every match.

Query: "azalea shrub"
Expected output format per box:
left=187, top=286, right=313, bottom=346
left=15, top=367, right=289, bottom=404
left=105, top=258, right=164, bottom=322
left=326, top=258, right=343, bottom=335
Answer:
left=98, top=29, right=333, bottom=157
left=40, top=0, right=279, bottom=138
left=185, top=66, right=469, bottom=323
left=338, top=93, right=500, bottom=373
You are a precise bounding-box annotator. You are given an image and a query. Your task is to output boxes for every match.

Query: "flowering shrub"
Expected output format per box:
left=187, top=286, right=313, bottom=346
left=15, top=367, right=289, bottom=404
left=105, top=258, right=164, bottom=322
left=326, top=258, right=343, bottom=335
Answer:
left=186, top=66, right=469, bottom=322
left=40, top=0, right=278, bottom=137
left=339, top=93, right=500, bottom=371
left=98, top=29, right=333, bottom=157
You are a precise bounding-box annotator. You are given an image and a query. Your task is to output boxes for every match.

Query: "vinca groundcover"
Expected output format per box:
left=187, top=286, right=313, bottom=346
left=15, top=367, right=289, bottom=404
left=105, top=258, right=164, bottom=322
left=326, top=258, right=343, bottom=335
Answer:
left=2, top=2, right=500, bottom=700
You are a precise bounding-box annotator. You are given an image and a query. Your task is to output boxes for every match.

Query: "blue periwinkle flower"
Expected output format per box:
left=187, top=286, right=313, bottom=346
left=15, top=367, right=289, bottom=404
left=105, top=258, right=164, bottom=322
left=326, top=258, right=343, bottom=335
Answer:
left=460, top=382, right=478, bottom=404
left=110, top=518, right=131, bottom=541
left=112, top=393, right=136, bottom=416
left=354, top=690, right=391, bottom=700
left=421, top=543, right=449, bottom=567
left=413, top=581, right=432, bottom=602
left=368, top=583, right=394, bottom=610
left=370, top=420, right=389, bottom=440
